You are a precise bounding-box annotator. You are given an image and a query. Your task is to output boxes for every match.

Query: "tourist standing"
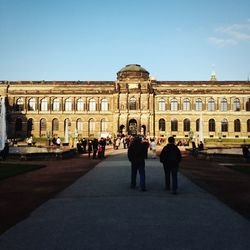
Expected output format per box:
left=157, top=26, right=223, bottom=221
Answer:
left=128, top=136, right=147, bottom=191
left=160, top=136, right=182, bottom=194
left=242, top=145, right=250, bottom=162
left=52, top=137, right=57, bottom=146
left=142, top=137, right=149, bottom=159
left=82, top=138, right=87, bottom=153
left=150, top=139, right=157, bottom=159
left=198, top=141, right=204, bottom=151
left=92, top=138, right=98, bottom=159
left=87, top=140, right=93, bottom=159
left=56, top=137, right=61, bottom=147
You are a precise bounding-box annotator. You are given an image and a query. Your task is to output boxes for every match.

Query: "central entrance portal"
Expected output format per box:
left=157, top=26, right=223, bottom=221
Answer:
left=128, top=119, right=137, bottom=135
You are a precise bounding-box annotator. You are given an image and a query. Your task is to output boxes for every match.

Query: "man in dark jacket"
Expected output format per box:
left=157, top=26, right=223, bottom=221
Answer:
left=160, top=136, right=182, bottom=194
left=128, top=136, right=147, bottom=191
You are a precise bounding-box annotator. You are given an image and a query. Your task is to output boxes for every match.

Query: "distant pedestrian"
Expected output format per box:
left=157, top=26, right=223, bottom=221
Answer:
left=149, top=139, right=157, bottom=159
left=88, top=140, right=93, bottom=159
left=242, top=145, right=249, bottom=162
left=92, top=139, right=98, bottom=159
left=115, top=138, right=120, bottom=149
left=52, top=137, right=57, bottom=146
left=56, top=137, right=61, bottom=147
left=82, top=138, right=87, bottom=153
left=128, top=136, right=147, bottom=191
left=97, top=144, right=104, bottom=158
left=160, top=136, right=182, bottom=194
left=198, top=141, right=204, bottom=151
left=142, top=137, right=149, bottom=159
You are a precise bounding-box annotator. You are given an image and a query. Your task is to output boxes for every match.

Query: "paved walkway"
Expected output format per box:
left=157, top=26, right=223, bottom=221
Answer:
left=0, top=149, right=250, bottom=250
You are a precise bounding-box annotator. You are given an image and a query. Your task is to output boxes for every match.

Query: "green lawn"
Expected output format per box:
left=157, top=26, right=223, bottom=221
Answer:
left=0, top=163, right=46, bottom=180
left=229, top=165, right=250, bottom=174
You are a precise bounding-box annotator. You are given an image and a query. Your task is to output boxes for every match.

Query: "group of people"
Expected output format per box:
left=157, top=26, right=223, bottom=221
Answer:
left=128, top=136, right=182, bottom=194
left=113, top=136, right=132, bottom=150
left=77, top=138, right=107, bottom=159
left=52, top=137, right=61, bottom=147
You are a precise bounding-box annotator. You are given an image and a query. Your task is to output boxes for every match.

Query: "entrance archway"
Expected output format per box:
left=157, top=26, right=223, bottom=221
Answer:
left=119, top=125, right=125, bottom=135
left=128, top=119, right=137, bottom=135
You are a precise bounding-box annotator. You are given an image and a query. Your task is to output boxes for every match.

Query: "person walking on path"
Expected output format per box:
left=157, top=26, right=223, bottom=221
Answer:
left=160, top=136, right=182, bottom=194
left=128, top=136, right=147, bottom=191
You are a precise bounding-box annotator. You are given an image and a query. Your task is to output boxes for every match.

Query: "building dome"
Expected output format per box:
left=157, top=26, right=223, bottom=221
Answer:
left=117, top=64, right=150, bottom=81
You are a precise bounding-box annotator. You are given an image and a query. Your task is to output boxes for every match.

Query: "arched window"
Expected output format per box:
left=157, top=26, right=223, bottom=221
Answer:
left=233, top=98, right=240, bottom=111
left=76, top=98, right=84, bottom=111
left=52, top=98, right=60, bottom=111
left=15, top=117, right=22, bottom=132
left=28, top=98, right=36, bottom=111
left=208, top=98, right=215, bottom=111
left=89, top=99, right=96, bottom=111
left=234, top=119, right=241, bottom=132
left=196, top=119, right=200, bottom=132
left=129, top=97, right=137, bottom=110
left=195, top=98, right=202, bottom=112
left=221, top=119, right=228, bottom=132
left=183, top=118, right=190, bottom=132
left=183, top=98, right=190, bottom=111
left=170, top=98, right=178, bottom=111
left=159, top=118, right=165, bottom=131
left=40, top=118, right=47, bottom=131
left=209, top=119, right=215, bottom=132
left=76, top=118, right=83, bottom=132
left=220, top=98, right=227, bottom=112
left=101, top=119, right=108, bottom=132
left=40, top=98, right=48, bottom=111
left=171, top=119, right=178, bottom=131
left=158, top=98, right=166, bottom=111
left=247, top=119, right=250, bottom=132
left=16, top=98, right=24, bottom=111
left=101, top=99, right=108, bottom=111
left=65, top=98, right=72, bottom=111
left=52, top=118, right=59, bottom=132
left=89, top=119, right=95, bottom=133
left=246, top=98, right=250, bottom=111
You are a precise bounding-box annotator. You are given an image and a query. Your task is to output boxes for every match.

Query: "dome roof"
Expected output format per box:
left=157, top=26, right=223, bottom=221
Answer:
left=117, top=64, right=150, bottom=81
left=118, top=64, right=149, bottom=74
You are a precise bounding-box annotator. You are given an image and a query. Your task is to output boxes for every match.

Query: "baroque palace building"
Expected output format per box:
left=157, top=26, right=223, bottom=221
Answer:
left=0, top=64, right=250, bottom=142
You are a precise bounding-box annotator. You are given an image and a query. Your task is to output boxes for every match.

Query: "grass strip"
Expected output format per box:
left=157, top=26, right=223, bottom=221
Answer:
left=0, top=163, right=45, bottom=180
left=228, top=165, right=250, bottom=174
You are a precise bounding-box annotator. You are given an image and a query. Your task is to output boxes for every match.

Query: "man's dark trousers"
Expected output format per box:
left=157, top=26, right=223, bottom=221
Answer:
left=131, top=162, right=145, bottom=190
left=163, top=164, right=178, bottom=191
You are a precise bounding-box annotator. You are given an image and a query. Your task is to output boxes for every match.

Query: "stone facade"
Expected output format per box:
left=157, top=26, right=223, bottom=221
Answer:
left=0, top=64, right=250, bottom=141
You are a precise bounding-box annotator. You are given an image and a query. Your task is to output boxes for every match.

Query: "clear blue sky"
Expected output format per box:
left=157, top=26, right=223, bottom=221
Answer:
left=1, top=0, right=250, bottom=81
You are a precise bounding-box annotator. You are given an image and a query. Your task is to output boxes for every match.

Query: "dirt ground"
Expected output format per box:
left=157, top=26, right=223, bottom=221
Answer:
left=179, top=152, right=250, bottom=221
left=0, top=149, right=250, bottom=235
